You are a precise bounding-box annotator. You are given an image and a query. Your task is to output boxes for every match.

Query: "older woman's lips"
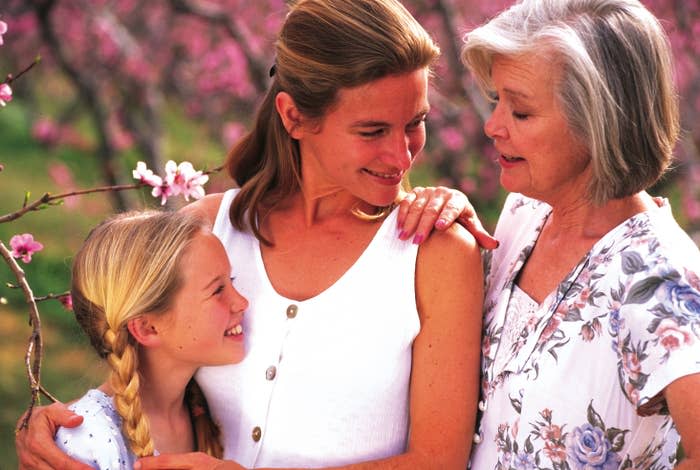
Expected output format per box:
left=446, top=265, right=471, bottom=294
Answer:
left=498, top=154, right=525, bottom=168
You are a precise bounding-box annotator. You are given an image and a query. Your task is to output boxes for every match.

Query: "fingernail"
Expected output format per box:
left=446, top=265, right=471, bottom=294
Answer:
left=399, top=230, right=408, bottom=240
left=436, top=219, right=447, bottom=230
left=413, top=234, right=424, bottom=245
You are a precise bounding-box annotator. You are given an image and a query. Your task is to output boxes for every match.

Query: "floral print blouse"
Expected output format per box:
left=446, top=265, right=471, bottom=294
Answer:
left=469, top=194, right=700, bottom=470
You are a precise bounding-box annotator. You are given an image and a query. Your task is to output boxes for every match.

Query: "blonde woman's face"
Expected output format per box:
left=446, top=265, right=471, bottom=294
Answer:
left=296, top=68, right=430, bottom=208
left=484, top=54, right=591, bottom=206
left=153, top=230, right=248, bottom=368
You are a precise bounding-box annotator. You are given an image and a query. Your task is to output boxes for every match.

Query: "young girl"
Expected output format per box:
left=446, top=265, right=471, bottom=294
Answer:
left=55, top=210, right=248, bottom=468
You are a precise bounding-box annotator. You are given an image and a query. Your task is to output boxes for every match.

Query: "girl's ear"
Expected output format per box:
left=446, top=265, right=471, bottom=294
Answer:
left=275, top=91, right=305, bottom=139
left=127, top=315, right=161, bottom=348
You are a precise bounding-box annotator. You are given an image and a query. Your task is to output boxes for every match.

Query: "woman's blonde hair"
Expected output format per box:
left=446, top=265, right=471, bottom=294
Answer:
left=462, top=0, right=679, bottom=205
left=71, top=210, right=222, bottom=457
left=226, top=0, right=440, bottom=244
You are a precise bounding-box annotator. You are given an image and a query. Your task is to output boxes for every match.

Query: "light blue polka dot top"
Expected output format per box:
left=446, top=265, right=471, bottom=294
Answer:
left=55, top=389, right=139, bottom=469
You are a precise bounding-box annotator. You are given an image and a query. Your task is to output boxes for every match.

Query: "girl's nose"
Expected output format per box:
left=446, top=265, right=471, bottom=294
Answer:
left=230, top=287, right=249, bottom=314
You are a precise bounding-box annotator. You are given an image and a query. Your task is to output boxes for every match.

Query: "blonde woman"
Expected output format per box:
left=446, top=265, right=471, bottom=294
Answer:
left=19, top=1, right=485, bottom=468
left=54, top=210, right=248, bottom=468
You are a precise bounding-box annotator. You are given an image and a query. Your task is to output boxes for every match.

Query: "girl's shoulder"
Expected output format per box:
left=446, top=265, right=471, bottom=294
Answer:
left=55, top=389, right=135, bottom=469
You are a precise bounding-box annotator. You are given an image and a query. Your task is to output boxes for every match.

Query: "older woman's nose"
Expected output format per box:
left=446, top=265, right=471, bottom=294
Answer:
left=484, top=105, right=508, bottom=141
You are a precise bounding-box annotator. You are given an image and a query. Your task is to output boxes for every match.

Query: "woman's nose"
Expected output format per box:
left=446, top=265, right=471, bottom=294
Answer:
left=484, top=105, right=507, bottom=141
left=384, top=133, right=417, bottom=171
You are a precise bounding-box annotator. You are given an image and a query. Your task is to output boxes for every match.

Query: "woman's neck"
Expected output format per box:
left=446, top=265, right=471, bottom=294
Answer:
left=546, top=191, right=656, bottom=240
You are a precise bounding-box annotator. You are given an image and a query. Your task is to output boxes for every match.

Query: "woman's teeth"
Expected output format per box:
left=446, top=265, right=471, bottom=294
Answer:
left=365, top=169, right=400, bottom=179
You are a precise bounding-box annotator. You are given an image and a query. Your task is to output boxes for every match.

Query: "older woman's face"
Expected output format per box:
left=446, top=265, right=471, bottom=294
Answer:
left=484, top=54, right=590, bottom=205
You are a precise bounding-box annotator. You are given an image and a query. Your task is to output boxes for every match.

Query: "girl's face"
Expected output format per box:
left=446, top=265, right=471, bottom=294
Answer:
left=484, top=54, right=591, bottom=205
left=152, top=230, right=248, bottom=368
left=295, top=68, right=430, bottom=208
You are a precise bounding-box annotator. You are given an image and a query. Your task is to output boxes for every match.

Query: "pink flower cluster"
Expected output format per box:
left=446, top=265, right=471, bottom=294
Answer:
left=133, top=160, right=209, bottom=205
left=10, top=233, right=44, bottom=263
left=0, top=19, right=12, bottom=107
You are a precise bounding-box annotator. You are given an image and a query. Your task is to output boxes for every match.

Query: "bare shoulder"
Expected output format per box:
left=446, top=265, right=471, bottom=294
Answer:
left=179, top=193, right=224, bottom=227
left=418, top=223, right=481, bottom=267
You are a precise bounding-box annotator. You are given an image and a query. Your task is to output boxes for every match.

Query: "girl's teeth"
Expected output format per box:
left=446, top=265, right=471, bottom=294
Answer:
left=225, top=325, right=243, bottom=336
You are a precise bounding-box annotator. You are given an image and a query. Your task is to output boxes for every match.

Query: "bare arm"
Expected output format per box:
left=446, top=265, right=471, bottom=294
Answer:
left=665, top=372, right=700, bottom=469
left=137, top=225, right=484, bottom=470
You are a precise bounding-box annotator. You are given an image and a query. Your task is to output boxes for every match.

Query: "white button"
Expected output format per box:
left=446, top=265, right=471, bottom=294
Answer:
left=478, top=400, right=487, bottom=412
left=266, top=366, right=277, bottom=380
left=473, top=432, right=482, bottom=444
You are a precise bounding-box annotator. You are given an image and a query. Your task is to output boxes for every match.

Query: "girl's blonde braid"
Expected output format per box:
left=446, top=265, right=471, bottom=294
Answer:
left=103, top=327, right=155, bottom=457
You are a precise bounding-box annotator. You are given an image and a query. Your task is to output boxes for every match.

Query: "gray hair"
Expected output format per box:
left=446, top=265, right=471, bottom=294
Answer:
left=462, top=0, right=679, bottom=205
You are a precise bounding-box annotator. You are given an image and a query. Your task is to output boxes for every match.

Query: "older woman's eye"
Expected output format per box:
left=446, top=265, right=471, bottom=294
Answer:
left=359, top=128, right=386, bottom=138
left=513, top=112, right=529, bottom=120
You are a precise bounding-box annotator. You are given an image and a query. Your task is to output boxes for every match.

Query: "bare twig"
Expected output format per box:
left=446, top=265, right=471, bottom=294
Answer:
left=2, top=56, right=42, bottom=85
left=0, top=241, right=54, bottom=432
left=0, top=183, right=143, bottom=224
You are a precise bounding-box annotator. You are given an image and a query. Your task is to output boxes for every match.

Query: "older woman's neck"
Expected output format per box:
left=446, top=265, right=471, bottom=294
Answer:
left=548, top=191, right=656, bottom=239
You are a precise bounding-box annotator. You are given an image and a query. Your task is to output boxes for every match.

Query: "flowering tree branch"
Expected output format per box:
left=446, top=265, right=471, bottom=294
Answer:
left=0, top=240, right=57, bottom=432
left=0, top=183, right=143, bottom=224
left=1, top=158, right=218, bottom=432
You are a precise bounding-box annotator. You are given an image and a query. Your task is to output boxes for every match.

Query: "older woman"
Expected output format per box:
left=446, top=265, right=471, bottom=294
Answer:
left=462, top=0, right=700, bottom=468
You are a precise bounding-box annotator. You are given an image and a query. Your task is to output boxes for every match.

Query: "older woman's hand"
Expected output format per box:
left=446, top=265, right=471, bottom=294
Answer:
left=15, top=402, right=91, bottom=470
left=398, top=186, right=499, bottom=249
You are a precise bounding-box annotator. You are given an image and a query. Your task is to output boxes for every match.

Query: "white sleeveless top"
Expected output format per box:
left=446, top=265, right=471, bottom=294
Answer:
left=196, top=189, right=420, bottom=468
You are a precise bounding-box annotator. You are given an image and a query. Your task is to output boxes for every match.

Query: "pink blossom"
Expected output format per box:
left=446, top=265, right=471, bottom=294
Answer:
left=0, top=20, right=7, bottom=46
left=0, top=83, right=12, bottom=107
left=32, top=117, right=61, bottom=146
left=163, top=160, right=209, bottom=202
left=438, top=126, right=465, bottom=152
left=10, top=233, right=44, bottom=263
left=152, top=183, right=175, bottom=206
left=221, top=121, right=246, bottom=148
left=132, top=161, right=163, bottom=187
left=59, top=294, right=73, bottom=311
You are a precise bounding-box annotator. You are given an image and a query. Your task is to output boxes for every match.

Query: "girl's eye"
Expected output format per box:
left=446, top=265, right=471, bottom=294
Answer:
left=213, top=284, right=225, bottom=296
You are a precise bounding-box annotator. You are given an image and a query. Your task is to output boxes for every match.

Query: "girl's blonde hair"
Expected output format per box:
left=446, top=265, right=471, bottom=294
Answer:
left=71, top=210, right=222, bottom=457
left=226, top=0, right=440, bottom=244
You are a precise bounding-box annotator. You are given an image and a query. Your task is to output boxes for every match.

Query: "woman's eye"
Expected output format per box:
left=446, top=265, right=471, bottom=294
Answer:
left=213, top=285, right=225, bottom=296
left=513, top=112, right=529, bottom=120
left=408, top=116, right=427, bottom=130
left=359, top=128, right=386, bottom=138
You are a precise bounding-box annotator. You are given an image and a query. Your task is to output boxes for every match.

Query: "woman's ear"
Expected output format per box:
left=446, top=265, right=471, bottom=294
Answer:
left=127, top=315, right=161, bottom=348
left=275, top=91, right=305, bottom=139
